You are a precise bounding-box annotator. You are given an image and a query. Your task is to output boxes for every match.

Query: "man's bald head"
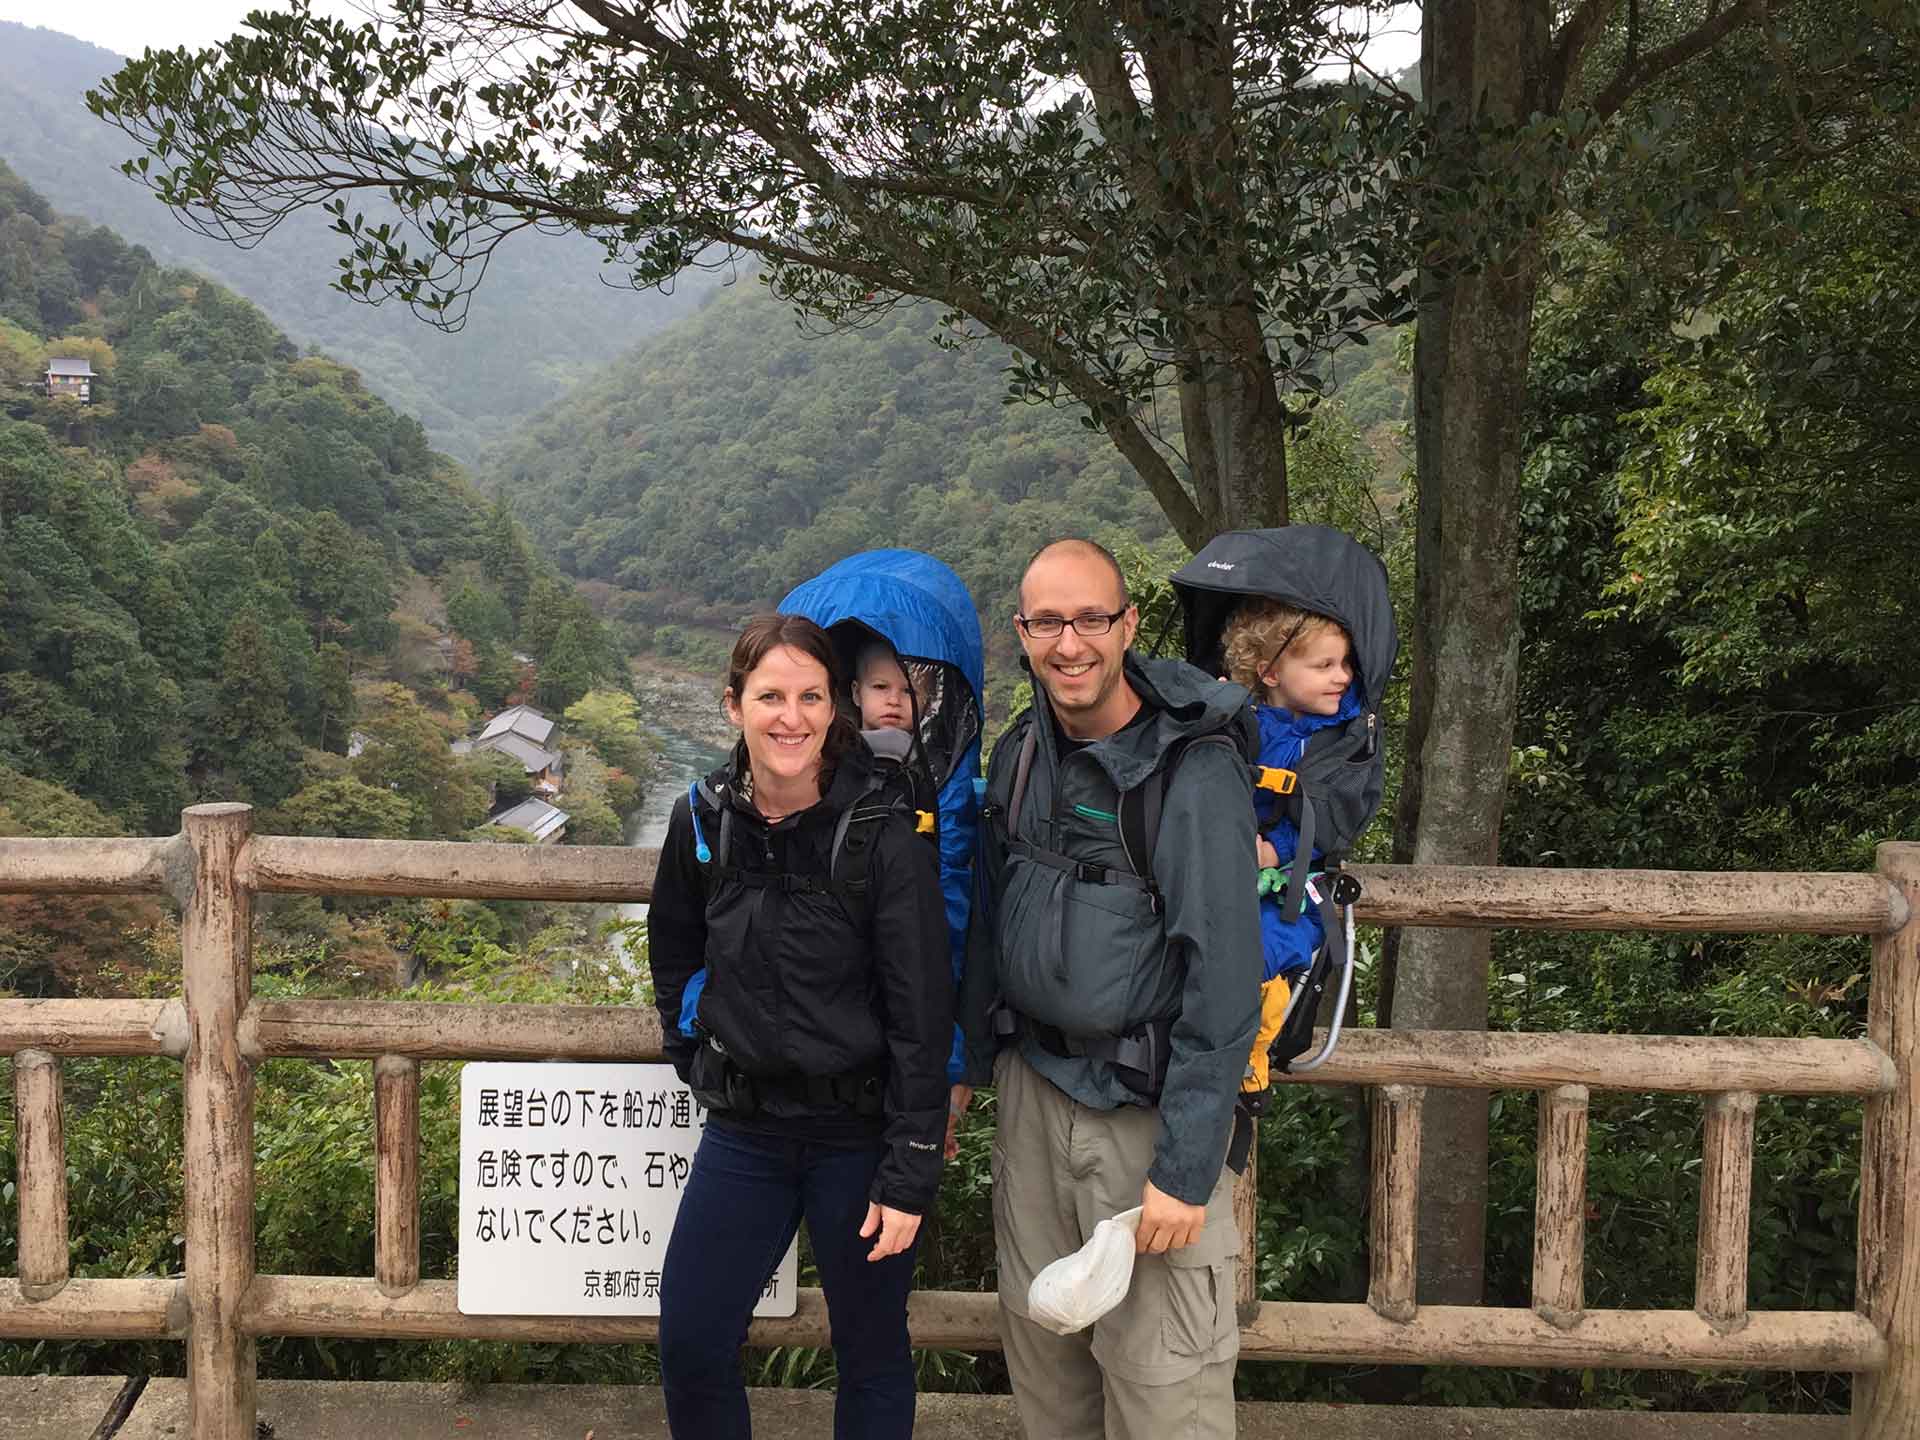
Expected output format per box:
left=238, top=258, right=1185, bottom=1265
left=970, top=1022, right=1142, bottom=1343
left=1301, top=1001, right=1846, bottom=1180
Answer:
left=1020, top=538, right=1128, bottom=613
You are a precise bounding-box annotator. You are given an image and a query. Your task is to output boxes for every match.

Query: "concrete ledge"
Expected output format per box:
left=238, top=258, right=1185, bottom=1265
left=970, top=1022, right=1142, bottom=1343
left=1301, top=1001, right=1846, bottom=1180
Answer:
left=0, top=1374, right=135, bottom=1438
left=8, top=1376, right=1844, bottom=1439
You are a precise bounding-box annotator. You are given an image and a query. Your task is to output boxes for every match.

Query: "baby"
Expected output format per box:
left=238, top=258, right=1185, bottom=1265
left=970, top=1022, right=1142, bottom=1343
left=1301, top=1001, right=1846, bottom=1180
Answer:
left=850, top=641, right=919, bottom=733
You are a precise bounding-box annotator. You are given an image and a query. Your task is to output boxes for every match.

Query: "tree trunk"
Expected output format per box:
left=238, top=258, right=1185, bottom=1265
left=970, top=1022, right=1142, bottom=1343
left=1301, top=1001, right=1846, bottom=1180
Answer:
left=1177, top=341, right=1291, bottom=536
left=1382, top=0, right=1549, bottom=1307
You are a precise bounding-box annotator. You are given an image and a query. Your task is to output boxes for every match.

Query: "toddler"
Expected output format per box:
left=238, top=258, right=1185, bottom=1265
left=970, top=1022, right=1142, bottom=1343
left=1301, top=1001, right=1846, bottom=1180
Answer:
left=1220, top=597, right=1359, bottom=1092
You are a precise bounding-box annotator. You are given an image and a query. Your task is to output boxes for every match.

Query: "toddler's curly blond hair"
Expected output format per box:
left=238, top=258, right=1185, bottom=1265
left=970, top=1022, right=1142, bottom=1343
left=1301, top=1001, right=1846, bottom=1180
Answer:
left=1221, top=598, right=1347, bottom=695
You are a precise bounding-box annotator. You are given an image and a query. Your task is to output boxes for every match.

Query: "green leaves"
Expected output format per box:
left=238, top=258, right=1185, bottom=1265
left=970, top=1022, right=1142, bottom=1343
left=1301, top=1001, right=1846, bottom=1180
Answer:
left=86, top=0, right=1439, bottom=531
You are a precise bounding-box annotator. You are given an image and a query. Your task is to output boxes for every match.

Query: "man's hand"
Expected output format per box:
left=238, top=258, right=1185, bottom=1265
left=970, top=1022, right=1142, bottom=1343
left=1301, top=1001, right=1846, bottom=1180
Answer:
left=944, top=1083, right=973, bottom=1160
left=860, top=1203, right=922, bottom=1262
left=1256, top=835, right=1279, bottom=869
left=1136, top=1179, right=1206, bottom=1254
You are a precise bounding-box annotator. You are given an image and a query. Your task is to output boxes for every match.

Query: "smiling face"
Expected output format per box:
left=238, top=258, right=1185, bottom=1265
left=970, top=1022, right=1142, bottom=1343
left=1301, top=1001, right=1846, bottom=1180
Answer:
left=1261, top=627, right=1353, bottom=717
left=1017, top=545, right=1140, bottom=738
left=852, top=646, right=914, bottom=732
left=724, top=643, right=835, bottom=801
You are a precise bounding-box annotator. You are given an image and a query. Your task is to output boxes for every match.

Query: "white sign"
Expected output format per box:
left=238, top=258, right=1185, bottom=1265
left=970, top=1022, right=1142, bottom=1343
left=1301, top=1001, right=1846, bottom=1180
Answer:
left=457, top=1061, right=798, bottom=1316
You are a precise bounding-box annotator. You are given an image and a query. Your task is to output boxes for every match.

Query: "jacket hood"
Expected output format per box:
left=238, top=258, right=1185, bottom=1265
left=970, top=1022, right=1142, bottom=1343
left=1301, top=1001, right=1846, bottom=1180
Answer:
left=779, top=549, right=985, bottom=793
left=778, top=549, right=984, bottom=707
left=1032, top=653, right=1252, bottom=793
left=1169, top=526, right=1397, bottom=707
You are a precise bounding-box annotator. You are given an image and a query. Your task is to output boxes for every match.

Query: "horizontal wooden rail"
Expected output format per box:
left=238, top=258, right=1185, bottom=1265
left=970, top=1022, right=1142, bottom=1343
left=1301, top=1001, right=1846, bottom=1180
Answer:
left=0, top=1278, right=186, bottom=1338
left=0, top=835, right=184, bottom=896
left=242, top=1000, right=666, bottom=1061
left=10, top=996, right=1881, bottom=1096
left=1242, top=1302, right=1886, bottom=1372
left=241, top=836, right=660, bottom=904
left=1350, top=864, right=1907, bottom=935
left=1277, top=1029, right=1892, bottom=1096
left=231, top=1276, right=1886, bottom=1373
left=0, top=999, right=179, bottom=1056
left=6, top=830, right=1907, bottom=935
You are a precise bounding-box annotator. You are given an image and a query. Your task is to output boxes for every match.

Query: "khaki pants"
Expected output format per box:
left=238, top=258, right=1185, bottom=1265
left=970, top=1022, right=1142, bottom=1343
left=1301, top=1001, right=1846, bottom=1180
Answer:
left=991, top=1050, right=1238, bottom=1440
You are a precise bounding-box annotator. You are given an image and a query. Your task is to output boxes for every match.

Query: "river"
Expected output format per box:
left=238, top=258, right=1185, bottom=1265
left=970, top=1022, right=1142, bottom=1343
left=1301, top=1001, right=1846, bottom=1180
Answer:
left=618, top=724, right=730, bottom=922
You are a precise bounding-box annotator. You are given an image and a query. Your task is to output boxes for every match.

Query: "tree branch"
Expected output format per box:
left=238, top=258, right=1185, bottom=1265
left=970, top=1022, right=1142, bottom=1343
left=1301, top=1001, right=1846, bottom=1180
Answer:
left=1593, top=0, right=1764, bottom=124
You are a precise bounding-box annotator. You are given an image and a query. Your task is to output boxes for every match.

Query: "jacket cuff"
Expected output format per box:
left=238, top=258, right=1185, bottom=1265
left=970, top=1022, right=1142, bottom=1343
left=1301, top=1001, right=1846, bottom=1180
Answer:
left=1145, top=1157, right=1216, bottom=1208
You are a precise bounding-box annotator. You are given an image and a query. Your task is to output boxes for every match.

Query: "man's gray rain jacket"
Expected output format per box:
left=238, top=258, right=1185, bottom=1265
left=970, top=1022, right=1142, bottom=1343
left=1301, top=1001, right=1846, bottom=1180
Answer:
left=959, top=653, right=1262, bottom=1205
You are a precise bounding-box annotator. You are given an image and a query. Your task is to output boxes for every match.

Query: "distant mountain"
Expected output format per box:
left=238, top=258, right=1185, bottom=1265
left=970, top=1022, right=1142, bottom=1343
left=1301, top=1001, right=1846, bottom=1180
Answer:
left=476, top=278, right=1173, bottom=639
left=0, top=157, right=579, bottom=829
left=0, top=20, right=716, bottom=462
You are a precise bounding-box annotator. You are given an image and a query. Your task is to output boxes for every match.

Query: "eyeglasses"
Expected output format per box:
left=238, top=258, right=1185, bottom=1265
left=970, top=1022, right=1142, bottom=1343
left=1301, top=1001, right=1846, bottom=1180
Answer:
left=1016, top=608, right=1129, bottom=639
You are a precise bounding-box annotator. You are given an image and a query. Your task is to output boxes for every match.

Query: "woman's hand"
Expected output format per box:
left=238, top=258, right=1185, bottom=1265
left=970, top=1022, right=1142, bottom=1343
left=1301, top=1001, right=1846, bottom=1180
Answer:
left=1256, top=835, right=1279, bottom=869
left=944, top=1084, right=973, bottom=1159
left=860, top=1203, right=922, bottom=1261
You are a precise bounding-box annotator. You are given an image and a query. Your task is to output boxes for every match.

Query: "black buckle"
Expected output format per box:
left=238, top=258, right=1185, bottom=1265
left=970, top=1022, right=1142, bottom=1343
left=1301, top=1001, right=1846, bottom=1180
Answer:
left=1074, top=861, right=1107, bottom=885
left=724, top=1068, right=759, bottom=1118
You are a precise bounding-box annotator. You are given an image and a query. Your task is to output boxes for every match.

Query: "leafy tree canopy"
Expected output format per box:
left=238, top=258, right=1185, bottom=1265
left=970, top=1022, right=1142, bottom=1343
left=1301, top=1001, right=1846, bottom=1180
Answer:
left=89, top=0, right=1443, bottom=543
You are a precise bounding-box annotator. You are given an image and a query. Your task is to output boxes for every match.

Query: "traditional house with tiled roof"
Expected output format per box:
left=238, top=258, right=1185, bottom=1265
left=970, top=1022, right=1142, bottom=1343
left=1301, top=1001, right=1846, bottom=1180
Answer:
left=486, top=797, right=570, bottom=844
left=453, top=705, right=564, bottom=793
left=44, top=357, right=95, bottom=403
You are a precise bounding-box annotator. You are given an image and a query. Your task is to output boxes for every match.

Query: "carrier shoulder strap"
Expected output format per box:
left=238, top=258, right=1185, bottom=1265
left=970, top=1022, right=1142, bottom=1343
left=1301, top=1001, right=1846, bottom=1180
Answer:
left=1006, top=720, right=1039, bottom=837
left=827, top=773, right=912, bottom=928
left=1118, top=731, right=1243, bottom=891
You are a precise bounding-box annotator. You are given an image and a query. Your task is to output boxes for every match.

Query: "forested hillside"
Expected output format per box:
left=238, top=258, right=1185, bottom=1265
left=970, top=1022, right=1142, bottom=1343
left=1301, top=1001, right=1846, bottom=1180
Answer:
left=480, top=279, right=1178, bottom=630
left=0, top=159, right=621, bottom=842
left=0, top=21, right=715, bottom=462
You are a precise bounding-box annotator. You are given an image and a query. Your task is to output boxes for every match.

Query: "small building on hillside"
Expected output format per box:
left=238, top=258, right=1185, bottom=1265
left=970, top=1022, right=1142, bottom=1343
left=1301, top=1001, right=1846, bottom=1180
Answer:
left=44, top=357, right=95, bottom=403
left=478, top=704, right=556, bottom=748
left=486, top=797, right=570, bottom=844
left=452, top=704, right=564, bottom=793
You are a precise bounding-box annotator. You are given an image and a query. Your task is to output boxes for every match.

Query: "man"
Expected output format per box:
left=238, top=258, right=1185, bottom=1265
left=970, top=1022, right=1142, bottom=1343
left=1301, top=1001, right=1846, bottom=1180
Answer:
left=959, top=538, right=1261, bottom=1439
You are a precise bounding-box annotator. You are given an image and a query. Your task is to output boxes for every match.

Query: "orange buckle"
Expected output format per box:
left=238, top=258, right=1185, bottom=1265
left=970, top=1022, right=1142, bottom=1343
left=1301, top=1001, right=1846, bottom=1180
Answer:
left=1255, top=766, right=1298, bottom=795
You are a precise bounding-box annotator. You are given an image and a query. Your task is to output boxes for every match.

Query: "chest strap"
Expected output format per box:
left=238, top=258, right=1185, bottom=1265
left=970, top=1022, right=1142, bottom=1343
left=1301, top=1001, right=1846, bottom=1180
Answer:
left=717, top=866, right=832, bottom=895
left=1006, top=837, right=1160, bottom=902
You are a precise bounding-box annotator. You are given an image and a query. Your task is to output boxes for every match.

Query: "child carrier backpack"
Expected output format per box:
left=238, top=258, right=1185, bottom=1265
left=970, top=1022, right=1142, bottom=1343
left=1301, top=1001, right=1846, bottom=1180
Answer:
left=778, top=550, right=986, bottom=1085
left=858, top=725, right=940, bottom=843
left=1169, top=526, right=1398, bottom=1090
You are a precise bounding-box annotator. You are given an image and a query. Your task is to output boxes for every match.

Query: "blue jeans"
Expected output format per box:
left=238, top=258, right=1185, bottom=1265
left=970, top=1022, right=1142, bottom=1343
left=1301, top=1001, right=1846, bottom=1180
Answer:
left=659, top=1120, right=918, bottom=1439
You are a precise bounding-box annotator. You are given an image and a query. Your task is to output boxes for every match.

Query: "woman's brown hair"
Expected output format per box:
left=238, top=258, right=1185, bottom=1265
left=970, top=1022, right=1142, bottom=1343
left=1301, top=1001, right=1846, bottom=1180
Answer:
left=725, top=613, right=859, bottom=776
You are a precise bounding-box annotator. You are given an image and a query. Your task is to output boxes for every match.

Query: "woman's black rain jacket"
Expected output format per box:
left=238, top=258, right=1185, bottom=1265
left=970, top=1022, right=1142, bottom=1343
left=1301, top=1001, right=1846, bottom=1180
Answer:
left=649, top=740, right=951, bottom=1215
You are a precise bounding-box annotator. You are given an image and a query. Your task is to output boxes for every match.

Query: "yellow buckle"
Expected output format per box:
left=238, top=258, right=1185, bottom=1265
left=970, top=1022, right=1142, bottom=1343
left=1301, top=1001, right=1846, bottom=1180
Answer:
left=1255, top=766, right=1298, bottom=795
left=915, top=810, right=936, bottom=835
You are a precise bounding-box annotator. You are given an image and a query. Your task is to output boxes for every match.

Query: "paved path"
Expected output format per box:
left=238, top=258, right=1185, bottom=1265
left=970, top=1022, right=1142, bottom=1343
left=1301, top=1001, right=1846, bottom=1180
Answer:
left=0, top=1376, right=1849, bottom=1438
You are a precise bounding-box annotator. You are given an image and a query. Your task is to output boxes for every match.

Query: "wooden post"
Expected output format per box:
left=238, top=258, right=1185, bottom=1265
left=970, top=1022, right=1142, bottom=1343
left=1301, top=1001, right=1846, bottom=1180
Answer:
left=13, top=1049, right=69, bottom=1300
left=181, top=803, right=257, bottom=1440
left=1233, top=1140, right=1258, bottom=1326
left=1367, top=1084, right=1424, bottom=1322
left=1856, top=842, right=1920, bottom=1438
left=1694, top=1090, right=1757, bottom=1333
left=1532, top=1084, right=1587, bottom=1329
left=374, top=1055, right=421, bottom=1297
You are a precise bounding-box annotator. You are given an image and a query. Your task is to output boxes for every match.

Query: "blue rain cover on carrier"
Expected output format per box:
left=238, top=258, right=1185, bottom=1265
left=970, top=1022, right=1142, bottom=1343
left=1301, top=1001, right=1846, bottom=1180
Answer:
left=780, top=550, right=985, bottom=1086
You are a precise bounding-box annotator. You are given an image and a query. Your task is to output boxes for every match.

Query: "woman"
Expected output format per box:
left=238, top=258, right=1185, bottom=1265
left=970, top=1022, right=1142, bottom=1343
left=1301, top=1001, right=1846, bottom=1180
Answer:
left=650, top=613, right=951, bottom=1440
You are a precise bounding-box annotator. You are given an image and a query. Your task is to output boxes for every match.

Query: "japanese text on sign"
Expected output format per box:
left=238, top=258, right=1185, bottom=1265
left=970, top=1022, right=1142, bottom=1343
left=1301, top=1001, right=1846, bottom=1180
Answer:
left=457, top=1062, right=797, bottom=1317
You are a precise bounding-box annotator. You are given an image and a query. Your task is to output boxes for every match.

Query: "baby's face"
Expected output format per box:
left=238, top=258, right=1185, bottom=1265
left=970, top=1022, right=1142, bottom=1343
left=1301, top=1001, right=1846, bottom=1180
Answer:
left=853, top=653, right=914, bottom=731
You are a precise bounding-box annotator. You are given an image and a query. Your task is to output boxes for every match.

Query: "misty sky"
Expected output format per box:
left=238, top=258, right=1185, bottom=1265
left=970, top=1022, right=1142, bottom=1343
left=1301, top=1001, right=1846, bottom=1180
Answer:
left=1, top=2, right=1420, bottom=72
left=0, top=2, right=362, bottom=58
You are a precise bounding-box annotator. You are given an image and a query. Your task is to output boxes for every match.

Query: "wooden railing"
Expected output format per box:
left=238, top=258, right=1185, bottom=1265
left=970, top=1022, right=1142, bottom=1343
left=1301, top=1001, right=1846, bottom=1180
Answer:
left=2, top=804, right=1916, bottom=1438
